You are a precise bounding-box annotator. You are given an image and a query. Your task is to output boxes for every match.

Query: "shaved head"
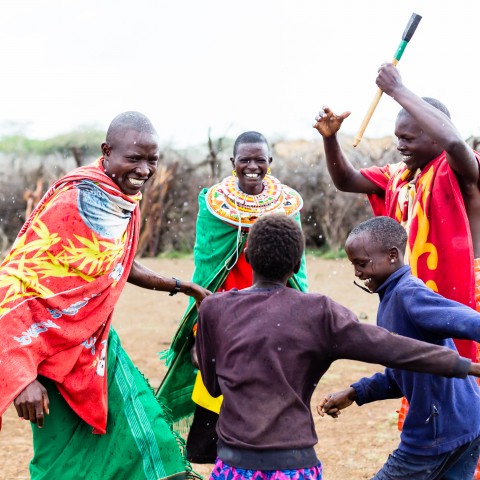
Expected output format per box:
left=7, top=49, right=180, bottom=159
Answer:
left=101, top=111, right=160, bottom=195
left=347, top=216, right=407, bottom=255
left=106, top=111, right=157, bottom=144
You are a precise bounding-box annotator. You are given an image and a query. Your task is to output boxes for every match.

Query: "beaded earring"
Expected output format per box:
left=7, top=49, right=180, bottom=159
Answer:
left=267, top=167, right=272, bottom=175
left=232, top=170, right=237, bottom=176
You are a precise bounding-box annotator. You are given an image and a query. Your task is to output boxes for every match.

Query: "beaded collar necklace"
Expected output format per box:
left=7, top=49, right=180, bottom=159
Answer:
left=205, top=175, right=303, bottom=228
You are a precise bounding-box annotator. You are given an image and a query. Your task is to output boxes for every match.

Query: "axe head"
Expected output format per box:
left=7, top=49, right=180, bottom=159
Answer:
left=402, top=13, right=422, bottom=42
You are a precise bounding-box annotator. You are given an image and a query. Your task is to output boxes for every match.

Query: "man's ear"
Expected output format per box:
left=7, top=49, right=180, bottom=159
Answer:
left=244, top=248, right=250, bottom=264
left=388, top=247, right=400, bottom=263
left=101, top=142, right=111, bottom=157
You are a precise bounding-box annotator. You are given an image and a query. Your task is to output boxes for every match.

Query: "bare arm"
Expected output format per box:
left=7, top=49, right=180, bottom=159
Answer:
left=127, top=259, right=211, bottom=304
left=313, top=106, right=384, bottom=194
left=377, top=63, right=479, bottom=184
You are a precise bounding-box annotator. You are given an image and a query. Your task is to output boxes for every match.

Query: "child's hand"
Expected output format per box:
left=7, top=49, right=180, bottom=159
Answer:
left=183, top=281, right=211, bottom=306
left=317, top=387, right=357, bottom=418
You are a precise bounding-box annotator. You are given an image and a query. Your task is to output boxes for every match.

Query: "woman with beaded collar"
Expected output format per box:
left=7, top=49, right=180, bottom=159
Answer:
left=157, top=131, right=308, bottom=464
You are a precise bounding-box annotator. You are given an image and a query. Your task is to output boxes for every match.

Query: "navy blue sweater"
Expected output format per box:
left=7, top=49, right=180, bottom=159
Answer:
left=352, top=266, right=480, bottom=455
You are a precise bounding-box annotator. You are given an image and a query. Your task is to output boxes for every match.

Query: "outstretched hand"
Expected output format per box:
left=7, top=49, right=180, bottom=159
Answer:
left=14, top=379, right=49, bottom=427
left=313, top=106, right=351, bottom=138
left=182, top=281, right=211, bottom=308
left=317, top=387, right=357, bottom=419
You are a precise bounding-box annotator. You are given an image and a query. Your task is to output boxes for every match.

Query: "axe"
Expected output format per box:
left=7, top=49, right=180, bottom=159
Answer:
left=353, top=12, right=422, bottom=147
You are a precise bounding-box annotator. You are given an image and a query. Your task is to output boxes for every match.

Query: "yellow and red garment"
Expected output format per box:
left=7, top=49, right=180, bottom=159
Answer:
left=0, top=159, right=140, bottom=434
left=361, top=152, right=478, bottom=361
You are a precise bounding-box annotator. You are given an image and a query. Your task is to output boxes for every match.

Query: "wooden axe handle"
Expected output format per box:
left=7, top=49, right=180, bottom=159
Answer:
left=353, top=58, right=400, bottom=147
left=353, top=13, right=421, bottom=147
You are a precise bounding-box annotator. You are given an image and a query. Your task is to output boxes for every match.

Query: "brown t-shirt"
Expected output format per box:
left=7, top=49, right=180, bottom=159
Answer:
left=196, top=287, right=470, bottom=452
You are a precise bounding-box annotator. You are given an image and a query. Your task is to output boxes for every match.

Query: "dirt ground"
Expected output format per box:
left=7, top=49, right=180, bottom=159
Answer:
left=0, top=256, right=402, bottom=480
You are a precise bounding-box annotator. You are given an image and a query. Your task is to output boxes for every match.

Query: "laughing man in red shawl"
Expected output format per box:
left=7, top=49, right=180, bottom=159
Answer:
left=0, top=111, right=209, bottom=480
left=313, top=63, right=480, bottom=477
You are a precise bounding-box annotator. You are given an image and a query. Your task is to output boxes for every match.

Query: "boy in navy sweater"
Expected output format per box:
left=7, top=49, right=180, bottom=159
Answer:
left=319, top=216, right=480, bottom=480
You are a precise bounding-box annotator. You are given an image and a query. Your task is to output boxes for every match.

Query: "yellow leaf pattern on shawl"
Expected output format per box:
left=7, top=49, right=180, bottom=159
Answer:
left=63, top=234, right=124, bottom=276
left=0, top=209, right=125, bottom=315
left=407, top=165, right=439, bottom=292
left=14, top=219, right=62, bottom=257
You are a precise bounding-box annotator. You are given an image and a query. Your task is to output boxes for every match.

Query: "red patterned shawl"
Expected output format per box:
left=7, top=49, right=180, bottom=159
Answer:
left=0, top=159, right=140, bottom=433
left=361, top=152, right=479, bottom=360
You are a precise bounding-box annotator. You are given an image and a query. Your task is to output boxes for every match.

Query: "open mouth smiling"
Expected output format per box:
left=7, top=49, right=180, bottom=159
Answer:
left=128, top=178, right=146, bottom=187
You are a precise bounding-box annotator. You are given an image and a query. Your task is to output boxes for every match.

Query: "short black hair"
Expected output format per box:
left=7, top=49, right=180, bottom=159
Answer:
left=398, top=97, right=451, bottom=119
left=347, top=216, right=407, bottom=255
left=247, top=214, right=304, bottom=281
left=106, top=111, right=157, bottom=143
left=233, top=131, right=270, bottom=157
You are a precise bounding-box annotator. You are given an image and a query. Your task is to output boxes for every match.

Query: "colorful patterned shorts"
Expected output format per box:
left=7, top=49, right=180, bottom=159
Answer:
left=210, top=458, right=323, bottom=480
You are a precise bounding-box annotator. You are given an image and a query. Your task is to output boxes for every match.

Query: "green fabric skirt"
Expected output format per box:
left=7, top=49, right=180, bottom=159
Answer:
left=30, top=328, right=189, bottom=480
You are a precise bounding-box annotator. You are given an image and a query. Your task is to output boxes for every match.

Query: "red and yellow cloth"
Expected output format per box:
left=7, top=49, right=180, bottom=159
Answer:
left=0, top=159, right=140, bottom=434
left=361, top=152, right=478, bottom=360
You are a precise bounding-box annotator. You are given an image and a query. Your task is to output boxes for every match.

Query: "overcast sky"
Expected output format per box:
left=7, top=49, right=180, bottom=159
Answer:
left=1, top=1, right=479, bottom=148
